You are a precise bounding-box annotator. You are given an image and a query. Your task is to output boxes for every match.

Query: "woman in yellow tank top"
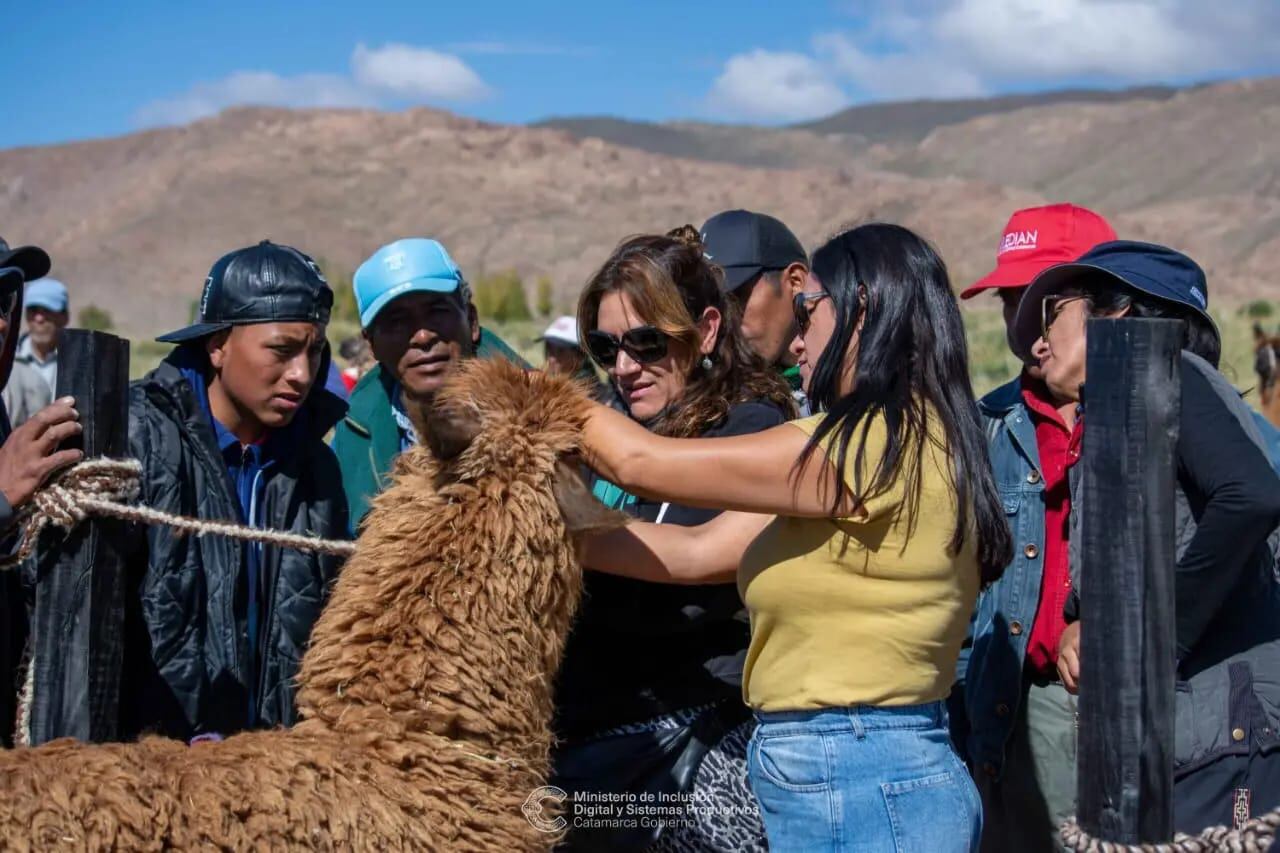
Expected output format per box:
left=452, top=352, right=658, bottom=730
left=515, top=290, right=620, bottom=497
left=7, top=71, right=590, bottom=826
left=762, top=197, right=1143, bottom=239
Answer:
left=579, top=223, right=1013, bottom=852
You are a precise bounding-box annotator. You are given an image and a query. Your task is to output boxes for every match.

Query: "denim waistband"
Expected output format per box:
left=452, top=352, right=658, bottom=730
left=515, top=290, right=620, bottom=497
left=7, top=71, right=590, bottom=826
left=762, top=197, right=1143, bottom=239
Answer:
left=753, top=702, right=947, bottom=735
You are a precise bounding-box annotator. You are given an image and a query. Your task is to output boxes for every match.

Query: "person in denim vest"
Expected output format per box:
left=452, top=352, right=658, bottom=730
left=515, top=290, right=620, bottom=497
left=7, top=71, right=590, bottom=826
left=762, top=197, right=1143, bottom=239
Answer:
left=1014, top=242, right=1280, bottom=836
left=955, top=204, right=1116, bottom=852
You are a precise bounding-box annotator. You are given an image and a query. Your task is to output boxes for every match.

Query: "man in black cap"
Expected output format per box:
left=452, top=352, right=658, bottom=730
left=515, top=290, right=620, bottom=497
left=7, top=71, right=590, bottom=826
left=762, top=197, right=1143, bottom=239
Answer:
left=700, top=210, right=810, bottom=408
left=0, top=236, right=86, bottom=745
left=121, top=240, right=349, bottom=741
left=0, top=237, right=80, bottom=529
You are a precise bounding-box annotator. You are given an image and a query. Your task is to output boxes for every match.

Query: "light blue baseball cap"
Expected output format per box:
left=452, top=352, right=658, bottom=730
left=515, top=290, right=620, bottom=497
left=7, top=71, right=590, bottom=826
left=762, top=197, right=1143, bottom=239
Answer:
left=24, top=278, right=68, bottom=313
left=354, top=238, right=464, bottom=329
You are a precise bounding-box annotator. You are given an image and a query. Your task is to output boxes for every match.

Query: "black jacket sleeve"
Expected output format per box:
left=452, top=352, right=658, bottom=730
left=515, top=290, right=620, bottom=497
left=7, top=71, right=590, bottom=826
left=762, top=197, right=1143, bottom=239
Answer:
left=1173, top=361, right=1280, bottom=658
left=0, top=492, right=15, bottom=535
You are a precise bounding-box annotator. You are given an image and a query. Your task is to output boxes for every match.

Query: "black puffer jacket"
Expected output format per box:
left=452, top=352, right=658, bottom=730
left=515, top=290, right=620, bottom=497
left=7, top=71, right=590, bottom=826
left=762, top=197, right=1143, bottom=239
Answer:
left=120, top=349, right=349, bottom=740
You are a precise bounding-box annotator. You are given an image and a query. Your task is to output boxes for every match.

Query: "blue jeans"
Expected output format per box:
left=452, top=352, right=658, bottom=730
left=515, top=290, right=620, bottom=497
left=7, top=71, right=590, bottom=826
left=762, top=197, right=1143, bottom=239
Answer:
left=748, top=703, right=981, bottom=852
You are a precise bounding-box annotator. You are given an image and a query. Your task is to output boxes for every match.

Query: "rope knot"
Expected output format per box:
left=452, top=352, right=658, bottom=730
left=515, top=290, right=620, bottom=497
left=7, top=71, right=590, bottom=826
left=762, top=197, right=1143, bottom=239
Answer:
left=32, top=459, right=142, bottom=530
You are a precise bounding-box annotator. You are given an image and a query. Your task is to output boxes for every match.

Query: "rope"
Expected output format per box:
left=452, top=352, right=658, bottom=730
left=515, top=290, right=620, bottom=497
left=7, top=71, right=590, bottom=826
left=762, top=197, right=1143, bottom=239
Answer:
left=1061, top=809, right=1280, bottom=852
left=0, top=458, right=355, bottom=570
left=14, top=647, right=33, bottom=748
left=1, top=461, right=534, bottom=771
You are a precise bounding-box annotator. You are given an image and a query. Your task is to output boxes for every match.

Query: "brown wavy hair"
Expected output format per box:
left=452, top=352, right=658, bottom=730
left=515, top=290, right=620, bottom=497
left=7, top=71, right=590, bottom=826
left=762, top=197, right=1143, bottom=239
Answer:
left=577, top=225, right=796, bottom=437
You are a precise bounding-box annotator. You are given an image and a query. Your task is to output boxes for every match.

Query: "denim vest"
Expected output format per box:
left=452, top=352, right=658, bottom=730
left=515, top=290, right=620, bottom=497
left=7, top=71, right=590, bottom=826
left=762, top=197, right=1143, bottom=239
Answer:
left=960, top=377, right=1049, bottom=779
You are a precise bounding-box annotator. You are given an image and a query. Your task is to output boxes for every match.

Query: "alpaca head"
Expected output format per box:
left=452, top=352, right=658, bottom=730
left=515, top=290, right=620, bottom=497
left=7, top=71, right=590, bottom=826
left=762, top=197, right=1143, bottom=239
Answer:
left=392, top=357, right=626, bottom=644
left=296, top=359, right=624, bottom=736
left=416, top=358, right=626, bottom=542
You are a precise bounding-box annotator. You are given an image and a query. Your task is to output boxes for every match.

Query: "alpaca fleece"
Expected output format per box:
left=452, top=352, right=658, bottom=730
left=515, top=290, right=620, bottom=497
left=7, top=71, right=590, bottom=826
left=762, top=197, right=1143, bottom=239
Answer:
left=0, top=359, right=620, bottom=851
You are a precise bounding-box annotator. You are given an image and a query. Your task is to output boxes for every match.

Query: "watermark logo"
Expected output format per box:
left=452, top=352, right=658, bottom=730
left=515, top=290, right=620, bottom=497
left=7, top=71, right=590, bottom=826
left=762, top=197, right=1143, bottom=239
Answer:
left=522, top=785, right=568, bottom=833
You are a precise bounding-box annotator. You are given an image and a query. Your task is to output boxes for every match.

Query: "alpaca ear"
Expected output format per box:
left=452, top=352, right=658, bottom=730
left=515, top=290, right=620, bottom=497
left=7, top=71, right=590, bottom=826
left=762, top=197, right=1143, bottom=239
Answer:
left=422, top=398, right=482, bottom=461
left=553, top=459, right=628, bottom=536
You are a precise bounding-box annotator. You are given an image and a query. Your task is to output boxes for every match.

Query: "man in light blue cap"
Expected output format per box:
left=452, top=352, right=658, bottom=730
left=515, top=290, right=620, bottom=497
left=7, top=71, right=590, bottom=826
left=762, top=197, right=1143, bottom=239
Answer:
left=15, top=277, right=68, bottom=396
left=332, top=237, right=528, bottom=525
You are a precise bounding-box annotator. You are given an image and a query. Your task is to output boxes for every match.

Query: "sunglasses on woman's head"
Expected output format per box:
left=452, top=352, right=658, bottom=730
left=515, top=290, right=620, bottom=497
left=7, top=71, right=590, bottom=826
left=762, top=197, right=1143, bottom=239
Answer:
left=585, top=325, right=670, bottom=366
left=793, top=290, right=829, bottom=335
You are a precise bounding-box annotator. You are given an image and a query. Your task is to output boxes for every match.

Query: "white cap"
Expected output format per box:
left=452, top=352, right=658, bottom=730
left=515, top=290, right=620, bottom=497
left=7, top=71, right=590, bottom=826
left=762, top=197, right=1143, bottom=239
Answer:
left=541, top=315, right=580, bottom=348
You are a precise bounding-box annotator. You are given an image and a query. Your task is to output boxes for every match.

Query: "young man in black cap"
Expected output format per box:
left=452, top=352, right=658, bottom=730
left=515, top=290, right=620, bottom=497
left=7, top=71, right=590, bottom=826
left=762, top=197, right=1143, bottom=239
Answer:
left=121, top=240, right=349, bottom=741
left=700, top=209, right=809, bottom=410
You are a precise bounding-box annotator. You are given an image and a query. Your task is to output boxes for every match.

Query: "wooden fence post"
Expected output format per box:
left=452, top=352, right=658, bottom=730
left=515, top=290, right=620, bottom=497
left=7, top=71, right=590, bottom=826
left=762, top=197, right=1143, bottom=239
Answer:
left=29, top=329, right=130, bottom=744
left=1076, top=318, right=1180, bottom=843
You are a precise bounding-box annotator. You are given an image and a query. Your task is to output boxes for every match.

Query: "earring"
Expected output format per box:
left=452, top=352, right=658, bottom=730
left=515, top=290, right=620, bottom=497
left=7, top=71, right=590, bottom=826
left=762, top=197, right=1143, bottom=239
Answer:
left=701, top=356, right=713, bottom=370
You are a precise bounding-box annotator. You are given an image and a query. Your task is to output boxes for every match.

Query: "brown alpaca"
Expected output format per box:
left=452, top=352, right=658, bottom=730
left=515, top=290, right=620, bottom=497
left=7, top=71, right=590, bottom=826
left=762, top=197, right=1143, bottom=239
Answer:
left=0, top=359, right=623, bottom=851
left=1256, top=323, right=1280, bottom=430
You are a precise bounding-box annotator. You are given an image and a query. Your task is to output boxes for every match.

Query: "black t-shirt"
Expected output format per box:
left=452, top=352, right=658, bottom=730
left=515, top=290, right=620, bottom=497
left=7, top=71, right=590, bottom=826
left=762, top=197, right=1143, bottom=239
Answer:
left=554, top=400, right=788, bottom=740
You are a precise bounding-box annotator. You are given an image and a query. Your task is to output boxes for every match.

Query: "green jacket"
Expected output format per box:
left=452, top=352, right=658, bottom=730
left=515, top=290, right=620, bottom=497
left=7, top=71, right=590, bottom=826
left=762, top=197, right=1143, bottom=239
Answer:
left=332, top=327, right=528, bottom=528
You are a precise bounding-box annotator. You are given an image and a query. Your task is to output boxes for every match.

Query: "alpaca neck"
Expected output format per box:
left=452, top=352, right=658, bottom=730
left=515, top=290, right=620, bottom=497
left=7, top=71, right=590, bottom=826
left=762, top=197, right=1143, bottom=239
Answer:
left=296, top=520, right=578, bottom=765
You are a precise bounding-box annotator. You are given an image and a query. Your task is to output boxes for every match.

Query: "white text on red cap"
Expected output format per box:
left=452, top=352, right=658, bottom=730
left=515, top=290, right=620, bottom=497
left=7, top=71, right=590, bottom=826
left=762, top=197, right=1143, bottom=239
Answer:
left=998, top=230, right=1038, bottom=255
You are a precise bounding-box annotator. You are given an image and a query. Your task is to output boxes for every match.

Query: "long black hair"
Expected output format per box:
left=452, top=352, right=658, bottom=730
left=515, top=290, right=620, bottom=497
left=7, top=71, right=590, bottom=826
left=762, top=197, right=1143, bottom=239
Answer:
left=799, top=223, right=1013, bottom=585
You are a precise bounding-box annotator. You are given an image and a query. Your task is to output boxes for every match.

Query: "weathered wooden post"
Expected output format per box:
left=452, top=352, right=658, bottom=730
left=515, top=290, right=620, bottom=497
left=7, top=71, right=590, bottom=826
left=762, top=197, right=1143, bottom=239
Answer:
left=29, top=329, right=130, bottom=744
left=1076, top=318, right=1180, bottom=842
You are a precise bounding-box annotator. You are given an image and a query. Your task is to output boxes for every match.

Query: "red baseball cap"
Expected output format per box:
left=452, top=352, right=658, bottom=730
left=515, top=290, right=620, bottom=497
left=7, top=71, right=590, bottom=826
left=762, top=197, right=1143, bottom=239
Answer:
left=961, top=203, right=1116, bottom=299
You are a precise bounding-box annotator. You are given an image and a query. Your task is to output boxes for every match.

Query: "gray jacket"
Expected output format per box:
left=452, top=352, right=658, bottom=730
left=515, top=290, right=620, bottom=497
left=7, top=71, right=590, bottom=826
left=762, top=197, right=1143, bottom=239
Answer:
left=0, top=360, right=52, bottom=428
left=1068, top=352, right=1280, bottom=776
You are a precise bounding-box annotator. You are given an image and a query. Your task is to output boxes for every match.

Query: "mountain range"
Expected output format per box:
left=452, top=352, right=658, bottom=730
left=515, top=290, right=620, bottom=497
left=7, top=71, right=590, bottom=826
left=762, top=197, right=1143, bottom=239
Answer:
left=0, top=77, right=1274, bottom=338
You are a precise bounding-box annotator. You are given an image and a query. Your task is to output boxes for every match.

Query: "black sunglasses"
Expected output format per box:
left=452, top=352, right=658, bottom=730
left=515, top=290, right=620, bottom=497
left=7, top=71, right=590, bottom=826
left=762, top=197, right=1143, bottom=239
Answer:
left=585, top=325, right=670, bottom=366
left=1041, top=295, right=1087, bottom=340
left=793, top=290, right=830, bottom=334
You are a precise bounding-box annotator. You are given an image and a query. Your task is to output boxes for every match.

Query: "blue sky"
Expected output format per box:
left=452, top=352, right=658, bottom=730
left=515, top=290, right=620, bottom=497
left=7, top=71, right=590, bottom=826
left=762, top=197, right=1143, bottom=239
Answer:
left=4, top=0, right=1278, bottom=150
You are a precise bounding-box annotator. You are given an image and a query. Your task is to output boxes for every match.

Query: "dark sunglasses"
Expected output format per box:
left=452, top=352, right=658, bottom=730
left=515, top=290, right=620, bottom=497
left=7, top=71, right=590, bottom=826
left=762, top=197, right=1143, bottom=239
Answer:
left=1041, top=295, right=1087, bottom=340
left=793, top=290, right=830, bottom=334
left=585, top=325, right=670, bottom=366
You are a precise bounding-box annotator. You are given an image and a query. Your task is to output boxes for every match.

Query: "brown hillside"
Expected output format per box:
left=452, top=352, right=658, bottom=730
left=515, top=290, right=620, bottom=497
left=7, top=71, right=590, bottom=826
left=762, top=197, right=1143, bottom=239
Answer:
left=2, top=79, right=1275, bottom=339
left=887, top=78, right=1280, bottom=209
left=0, top=107, right=1038, bottom=337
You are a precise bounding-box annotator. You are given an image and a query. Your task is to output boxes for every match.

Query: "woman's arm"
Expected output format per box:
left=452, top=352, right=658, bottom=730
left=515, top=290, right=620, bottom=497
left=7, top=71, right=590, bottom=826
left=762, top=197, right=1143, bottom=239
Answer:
left=581, top=403, right=855, bottom=518
left=582, top=511, right=775, bottom=585
left=1172, top=360, right=1280, bottom=658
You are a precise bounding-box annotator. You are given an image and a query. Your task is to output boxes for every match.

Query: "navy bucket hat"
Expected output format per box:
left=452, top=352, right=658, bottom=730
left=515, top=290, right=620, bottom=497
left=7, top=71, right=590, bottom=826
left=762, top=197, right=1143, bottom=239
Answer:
left=1011, top=240, right=1219, bottom=361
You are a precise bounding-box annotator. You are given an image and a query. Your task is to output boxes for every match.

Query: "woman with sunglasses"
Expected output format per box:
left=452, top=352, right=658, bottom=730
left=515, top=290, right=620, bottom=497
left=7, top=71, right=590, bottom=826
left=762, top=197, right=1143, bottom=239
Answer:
left=1010, top=240, right=1280, bottom=835
left=552, top=226, right=794, bottom=852
left=576, top=223, right=1011, bottom=852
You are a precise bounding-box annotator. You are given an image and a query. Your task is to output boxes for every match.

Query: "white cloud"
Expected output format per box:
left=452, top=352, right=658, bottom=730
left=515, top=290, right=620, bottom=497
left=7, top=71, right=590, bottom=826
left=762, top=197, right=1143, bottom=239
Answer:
left=134, top=71, right=375, bottom=126
left=135, top=44, right=491, bottom=128
left=352, top=43, right=491, bottom=100
left=932, top=0, right=1209, bottom=79
left=813, top=33, right=985, bottom=101
left=707, top=0, right=1280, bottom=119
left=706, top=50, right=849, bottom=122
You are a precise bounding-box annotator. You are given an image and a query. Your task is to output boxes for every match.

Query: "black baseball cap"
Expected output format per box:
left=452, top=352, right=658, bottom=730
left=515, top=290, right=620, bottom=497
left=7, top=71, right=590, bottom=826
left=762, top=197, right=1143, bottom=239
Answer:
left=157, top=240, right=333, bottom=343
left=699, top=210, right=807, bottom=292
left=0, top=236, right=51, bottom=283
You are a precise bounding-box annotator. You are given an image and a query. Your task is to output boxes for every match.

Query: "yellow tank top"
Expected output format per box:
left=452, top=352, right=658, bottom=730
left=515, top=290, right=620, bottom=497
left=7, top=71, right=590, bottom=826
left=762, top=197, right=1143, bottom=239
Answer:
left=738, top=411, right=980, bottom=711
